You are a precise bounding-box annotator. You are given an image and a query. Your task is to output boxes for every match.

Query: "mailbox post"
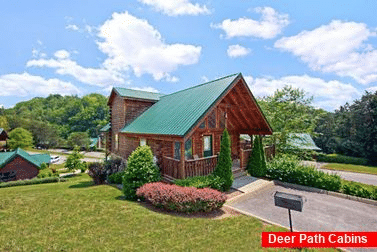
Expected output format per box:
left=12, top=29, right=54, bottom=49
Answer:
left=274, top=191, right=304, bottom=232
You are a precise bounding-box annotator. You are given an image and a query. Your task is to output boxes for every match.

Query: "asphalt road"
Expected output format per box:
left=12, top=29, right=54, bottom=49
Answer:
left=318, top=168, right=377, bottom=186
left=230, top=185, right=377, bottom=252
left=302, top=161, right=377, bottom=186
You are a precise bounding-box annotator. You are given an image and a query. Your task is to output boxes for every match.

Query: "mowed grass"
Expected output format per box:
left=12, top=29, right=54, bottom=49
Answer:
left=0, top=174, right=337, bottom=252
left=323, top=163, right=377, bottom=175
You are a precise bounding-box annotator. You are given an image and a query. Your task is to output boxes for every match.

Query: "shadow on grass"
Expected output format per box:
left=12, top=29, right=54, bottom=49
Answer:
left=115, top=195, right=127, bottom=201
left=69, top=181, right=94, bottom=189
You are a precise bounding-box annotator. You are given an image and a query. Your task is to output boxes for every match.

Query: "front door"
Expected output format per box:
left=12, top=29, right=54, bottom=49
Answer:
left=203, top=135, right=213, bottom=157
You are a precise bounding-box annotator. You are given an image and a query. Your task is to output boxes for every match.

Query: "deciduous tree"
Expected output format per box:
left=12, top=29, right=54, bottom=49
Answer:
left=8, top=127, right=33, bottom=149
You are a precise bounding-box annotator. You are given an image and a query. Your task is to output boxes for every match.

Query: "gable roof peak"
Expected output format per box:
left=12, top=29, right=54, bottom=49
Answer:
left=121, top=73, right=242, bottom=136
left=163, top=73, right=241, bottom=98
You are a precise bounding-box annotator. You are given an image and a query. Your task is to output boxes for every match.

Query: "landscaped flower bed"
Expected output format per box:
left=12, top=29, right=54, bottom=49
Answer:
left=136, top=182, right=227, bottom=213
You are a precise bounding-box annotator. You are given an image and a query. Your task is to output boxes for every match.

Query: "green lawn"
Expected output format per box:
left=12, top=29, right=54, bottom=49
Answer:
left=0, top=174, right=340, bottom=251
left=323, top=163, right=377, bottom=175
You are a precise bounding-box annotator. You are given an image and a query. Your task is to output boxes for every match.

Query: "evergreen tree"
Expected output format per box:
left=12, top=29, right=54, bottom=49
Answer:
left=213, top=128, right=233, bottom=191
left=259, top=137, right=267, bottom=176
left=247, top=135, right=267, bottom=177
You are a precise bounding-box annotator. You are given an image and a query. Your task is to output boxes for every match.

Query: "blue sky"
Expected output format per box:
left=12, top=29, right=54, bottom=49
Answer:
left=1, top=0, right=377, bottom=111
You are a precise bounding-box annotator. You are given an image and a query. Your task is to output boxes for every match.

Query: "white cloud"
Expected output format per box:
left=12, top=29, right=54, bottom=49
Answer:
left=212, top=7, right=289, bottom=39
left=227, top=44, right=251, bottom=58
left=97, top=11, right=202, bottom=81
left=245, top=74, right=360, bottom=111
left=0, top=72, right=81, bottom=97
left=54, top=50, right=70, bottom=59
left=275, top=20, right=377, bottom=84
left=129, top=86, right=159, bottom=93
left=66, top=24, right=79, bottom=31
left=201, top=76, right=209, bottom=82
left=27, top=57, right=125, bottom=87
left=137, top=0, right=210, bottom=16
left=366, top=86, right=377, bottom=93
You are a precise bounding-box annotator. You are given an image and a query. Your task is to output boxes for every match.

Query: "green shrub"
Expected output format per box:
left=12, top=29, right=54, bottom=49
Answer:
left=123, top=146, right=161, bottom=200
left=65, top=147, right=86, bottom=172
left=136, top=182, right=227, bottom=213
left=87, top=162, right=107, bottom=185
left=108, top=171, right=125, bottom=184
left=318, top=154, right=368, bottom=165
left=174, top=174, right=225, bottom=191
left=104, top=156, right=126, bottom=175
left=0, top=177, right=66, bottom=188
left=213, top=129, right=233, bottom=191
left=341, top=180, right=377, bottom=200
left=80, top=162, right=88, bottom=173
left=285, top=149, right=318, bottom=161
left=266, top=154, right=342, bottom=192
left=247, top=135, right=267, bottom=177
left=39, top=162, right=48, bottom=170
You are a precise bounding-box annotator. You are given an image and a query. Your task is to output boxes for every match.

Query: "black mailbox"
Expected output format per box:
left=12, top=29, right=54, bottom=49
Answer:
left=274, top=191, right=304, bottom=212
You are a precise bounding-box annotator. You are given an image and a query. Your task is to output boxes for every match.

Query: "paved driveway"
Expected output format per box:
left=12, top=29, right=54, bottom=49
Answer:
left=230, top=185, right=377, bottom=251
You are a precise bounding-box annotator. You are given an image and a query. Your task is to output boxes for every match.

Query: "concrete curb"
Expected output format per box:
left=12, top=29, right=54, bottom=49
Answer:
left=227, top=180, right=274, bottom=204
left=274, top=180, right=377, bottom=207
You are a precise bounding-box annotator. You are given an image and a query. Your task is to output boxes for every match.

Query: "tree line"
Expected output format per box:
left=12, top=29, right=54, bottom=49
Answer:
left=0, top=93, right=109, bottom=149
left=0, top=86, right=375, bottom=164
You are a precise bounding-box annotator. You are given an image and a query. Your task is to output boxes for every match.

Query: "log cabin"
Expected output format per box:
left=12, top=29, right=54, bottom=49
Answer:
left=106, top=73, right=273, bottom=180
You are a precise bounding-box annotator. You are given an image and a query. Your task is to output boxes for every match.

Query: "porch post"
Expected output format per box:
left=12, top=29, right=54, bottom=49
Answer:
left=179, top=140, right=186, bottom=179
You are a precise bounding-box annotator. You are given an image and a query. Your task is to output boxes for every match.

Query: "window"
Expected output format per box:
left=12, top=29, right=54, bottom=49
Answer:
left=208, top=110, right=216, bottom=128
left=203, top=135, right=213, bottom=157
left=219, top=110, right=226, bottom=128
left=140, top=138, right=146, bottom=146
left=115, top=134, right=119, bottom=150
left=174, top=142, right=181, bottom=160
left=199, top=121, right=205, bottom=129
left=185, top=139, right=193, bottom=160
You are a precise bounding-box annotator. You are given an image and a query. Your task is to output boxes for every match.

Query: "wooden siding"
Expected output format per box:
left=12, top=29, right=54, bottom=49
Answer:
left=1, top=156, right=39, bottom=181
left=124, top=100, right=155, bottom=126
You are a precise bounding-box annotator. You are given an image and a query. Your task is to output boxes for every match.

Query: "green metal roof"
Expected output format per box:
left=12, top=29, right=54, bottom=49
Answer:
left=114, top=87, right=163, bottom=101
left=287, top=133, right=321, bottom=151
left=0, top=128, right=4, bottom=134
left=0, top=148, right=51, bottom=168
left=100, top=123, right=110, bottom=132
left=90, top=137, right=99, bottom=147
left=121, top=73, right=240, bottom=136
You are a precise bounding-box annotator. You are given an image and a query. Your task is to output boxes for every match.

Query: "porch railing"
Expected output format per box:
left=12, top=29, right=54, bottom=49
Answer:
left=240, top=149, right=252, bottom=169
left=185, top=155, right=218, bottom=178
left=161, top=156, right=180, bottom=179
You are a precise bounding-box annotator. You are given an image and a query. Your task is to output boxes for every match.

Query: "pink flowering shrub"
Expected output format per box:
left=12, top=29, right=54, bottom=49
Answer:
left=136, top=182, right=227, bottom=213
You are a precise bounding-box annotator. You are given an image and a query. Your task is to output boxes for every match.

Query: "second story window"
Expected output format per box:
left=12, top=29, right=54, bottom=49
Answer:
left=115, top=134, right=119, bottom=150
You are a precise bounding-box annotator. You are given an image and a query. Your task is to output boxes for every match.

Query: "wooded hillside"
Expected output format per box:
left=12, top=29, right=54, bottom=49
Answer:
left=0, top=93, right=109, bottom=148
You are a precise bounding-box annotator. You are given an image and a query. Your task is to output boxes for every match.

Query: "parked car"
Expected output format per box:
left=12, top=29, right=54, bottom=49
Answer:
left=50, top=156, right=60, bottom=163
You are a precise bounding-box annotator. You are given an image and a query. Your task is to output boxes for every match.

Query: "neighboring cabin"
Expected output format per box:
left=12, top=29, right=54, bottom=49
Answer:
left=105, top=73, right=273, bottom=179
left=286, top=133, right=321, bottom=151
left=0, top=128, right=8, bottom=150
left=0, top=148, right=50, bottom=182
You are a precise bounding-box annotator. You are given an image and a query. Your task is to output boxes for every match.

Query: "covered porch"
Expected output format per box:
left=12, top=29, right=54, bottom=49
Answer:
left=160, top=144, right=275, bottom=180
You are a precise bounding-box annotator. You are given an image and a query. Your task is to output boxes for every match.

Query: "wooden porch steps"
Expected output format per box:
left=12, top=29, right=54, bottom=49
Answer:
left=232, top=168, right=247, bottom=179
